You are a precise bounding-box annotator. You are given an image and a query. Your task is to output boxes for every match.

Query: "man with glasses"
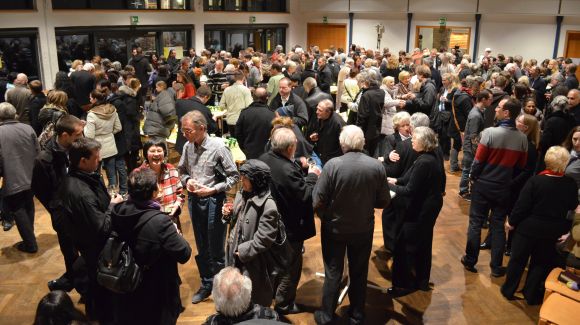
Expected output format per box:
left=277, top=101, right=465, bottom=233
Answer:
left=178, top=110, right=239, bottom=304
left=462, top=98, right=528, bottom=277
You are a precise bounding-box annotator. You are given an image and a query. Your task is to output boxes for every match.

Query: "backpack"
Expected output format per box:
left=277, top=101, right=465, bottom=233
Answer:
left=38, top=108, right=67, bottom=149
left=96, top=210, right=158, bottom=294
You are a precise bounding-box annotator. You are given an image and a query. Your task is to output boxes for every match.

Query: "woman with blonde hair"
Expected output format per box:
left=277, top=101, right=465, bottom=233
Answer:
left=38, top=90, right=69, bottom=131
left=395, top=70, right=412, bottom=100
left=502, top=146, right=578, bottom=305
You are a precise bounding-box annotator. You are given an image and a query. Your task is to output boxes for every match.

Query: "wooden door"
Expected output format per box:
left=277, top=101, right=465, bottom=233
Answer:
left=564, top=31, right=580, bottom=81
left=307, top=23, right=347, bottom=51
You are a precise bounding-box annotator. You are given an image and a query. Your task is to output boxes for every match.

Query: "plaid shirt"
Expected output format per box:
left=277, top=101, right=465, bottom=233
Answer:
left=139, top=162, right=184, bottom=213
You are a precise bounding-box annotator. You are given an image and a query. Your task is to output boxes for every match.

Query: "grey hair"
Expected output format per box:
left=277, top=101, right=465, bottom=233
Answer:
left=412, top=126, right=439, bottom=152
left=551, top=95, right=569, bottom=112
left=551, top=72, right=564, bottom=83
left=423, top=57, right=433, bottom=66
left=182, top=110, right=207, bottom=128
left=357, top=70, right=380, bottom=87
left=410, top=112, right=430, bottom=128
left=212, top=267, right=252, bottom=317
left=303, top=77, right=317, bottom=90
left=0, top=102, right=17, bottom=121
left=339, top=125, right=364, bottom=152
left=111, top=61, right=122, bottom=71
left=318, top=99, right=334, bottom=112
left=271, top=127, right=297, bottom=154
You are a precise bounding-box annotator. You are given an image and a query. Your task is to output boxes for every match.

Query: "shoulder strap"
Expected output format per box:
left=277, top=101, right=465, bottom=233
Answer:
left=451, top=95, right=461, bottom=132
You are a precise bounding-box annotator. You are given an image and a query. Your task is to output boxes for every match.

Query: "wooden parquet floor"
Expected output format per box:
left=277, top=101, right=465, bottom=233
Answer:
left=0, top=163, right=541, bottom=324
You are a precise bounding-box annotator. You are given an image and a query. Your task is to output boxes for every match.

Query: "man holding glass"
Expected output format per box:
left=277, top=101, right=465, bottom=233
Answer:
left=178, top=110, right=239, bottom=304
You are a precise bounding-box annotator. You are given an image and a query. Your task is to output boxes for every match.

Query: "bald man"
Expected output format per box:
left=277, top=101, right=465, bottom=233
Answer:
left=235, top=87, right=275, bottom=159
left=5, top=73, right=32, bottom=124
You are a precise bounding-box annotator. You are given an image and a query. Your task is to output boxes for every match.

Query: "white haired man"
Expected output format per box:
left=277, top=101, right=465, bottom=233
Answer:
left=313, top=125, right=390, bottom=324
left=203, top=267, right=279, bottom=324
left=0, top=102, right=39, bottom=253
left=4, top=73, right=32, bottom=124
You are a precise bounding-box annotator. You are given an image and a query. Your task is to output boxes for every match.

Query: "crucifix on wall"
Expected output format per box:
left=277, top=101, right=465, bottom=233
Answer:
left=375, top=24, right=385, bottom=50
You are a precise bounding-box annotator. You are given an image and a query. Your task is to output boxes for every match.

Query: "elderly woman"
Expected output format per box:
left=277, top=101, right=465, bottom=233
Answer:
left=377, top=77, right=406, bottom=158
left=387, top=126, right=446, bottom=296
left=395, top=70, right=412, bottom=100
left=501, top=146, right=578, bottom=305
left=225, top=159, right=280, bottom=307
left=538, top=95, right=576, bottom=171
left=381, top=111, right=411, bottom=163
left=138, top=140, right=184, bottom=229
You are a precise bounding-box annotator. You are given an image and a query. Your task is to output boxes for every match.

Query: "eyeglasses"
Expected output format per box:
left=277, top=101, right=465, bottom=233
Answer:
left=182, top=128, right=194, bottom=135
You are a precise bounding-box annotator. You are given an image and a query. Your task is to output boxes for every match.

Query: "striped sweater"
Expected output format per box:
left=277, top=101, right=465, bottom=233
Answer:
left=471, top=124, right=528, bottom=185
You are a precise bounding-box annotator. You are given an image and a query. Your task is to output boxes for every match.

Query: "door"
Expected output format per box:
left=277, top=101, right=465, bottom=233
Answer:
left=307, top=23, right=346, bottom=51
left=564, top=31, right=580, bottom=81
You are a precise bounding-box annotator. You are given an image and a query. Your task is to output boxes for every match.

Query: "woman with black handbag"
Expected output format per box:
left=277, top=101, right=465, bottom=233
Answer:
left=224, top=159, right=289, bottom=307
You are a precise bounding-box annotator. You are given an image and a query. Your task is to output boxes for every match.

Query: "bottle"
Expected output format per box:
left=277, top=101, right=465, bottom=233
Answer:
left=214, top=94, right=219, bottom=107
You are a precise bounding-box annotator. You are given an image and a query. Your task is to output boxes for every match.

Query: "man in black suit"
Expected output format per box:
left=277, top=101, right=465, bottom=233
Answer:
left=529, top=66, right=547, bottom=110
left=70, top=63, right=96, bottom=112
left=269, top=77, right=309, bottom=129
left=128, top=47, right=151, bottom=107
left=235, top=87, right=275, bottom=159
left=175, top=85, right=217, bottom=155
left=317, top=57, right=333, bottom=94
left=259, top=127, right=319, bottom=315
left=306, top=99, right=346, bottom=165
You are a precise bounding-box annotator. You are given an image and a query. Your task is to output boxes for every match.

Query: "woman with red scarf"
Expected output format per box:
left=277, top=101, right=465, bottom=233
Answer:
left=501, top=146, right=578, bottom=305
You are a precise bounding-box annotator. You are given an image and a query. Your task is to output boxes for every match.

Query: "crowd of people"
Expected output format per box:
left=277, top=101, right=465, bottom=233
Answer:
left=0, top=41, right=579, bottom=324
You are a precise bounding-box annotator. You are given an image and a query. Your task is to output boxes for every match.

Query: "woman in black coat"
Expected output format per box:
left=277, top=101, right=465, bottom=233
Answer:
left=110, top=168, right=192, bottom=324
left=119, top=79, right=143, bottom=172
left=537, top=95, right=576, bottom=172
left=387, top=126, right=446, bottom=296
left=501, top=146, right=577, bottom=305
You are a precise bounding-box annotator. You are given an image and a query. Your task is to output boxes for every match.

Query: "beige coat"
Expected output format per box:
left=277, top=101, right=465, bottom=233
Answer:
left=85, top=103, right=122, bottom=159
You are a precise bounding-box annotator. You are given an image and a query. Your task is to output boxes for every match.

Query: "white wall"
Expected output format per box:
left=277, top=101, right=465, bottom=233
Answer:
left=1, top=0, right=580, bottom=85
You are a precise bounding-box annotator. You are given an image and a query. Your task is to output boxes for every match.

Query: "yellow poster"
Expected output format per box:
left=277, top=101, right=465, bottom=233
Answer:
left=163, top=46, right=183, bottom=59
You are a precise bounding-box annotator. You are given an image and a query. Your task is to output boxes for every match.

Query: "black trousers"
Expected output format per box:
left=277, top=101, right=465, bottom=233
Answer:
left=49, top=210, right=81, bottom=281
left=501, top=232, right=557, bottom=305
left=275, top=240, right=304, bottom=309
left=4, top=190, right=36, bottom=248
left=319, top=229, right=373, bottom=324
left=227, top=124, right=236, bottom=137
left=464, top=181, right=510, bottom=272
left=392, top=220, right=436, bottom=289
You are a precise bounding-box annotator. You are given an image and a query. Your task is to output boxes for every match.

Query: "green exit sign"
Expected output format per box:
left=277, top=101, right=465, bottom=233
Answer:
left=323, top=16, right=328, bottom=24
left=439, top=17, right=447, bottom=26
left=249, top=16, right=256, bottom=24
left=130, top=16, right=139, bottom=25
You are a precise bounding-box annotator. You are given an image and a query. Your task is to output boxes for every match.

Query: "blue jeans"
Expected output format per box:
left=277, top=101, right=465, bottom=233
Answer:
left=464, top=180, right=510, bottom=272
left=102, top=155, right=128, bottom=194
left=459, top=151, right=474, bottom=194
left=188, top=192, right=226, bottom=289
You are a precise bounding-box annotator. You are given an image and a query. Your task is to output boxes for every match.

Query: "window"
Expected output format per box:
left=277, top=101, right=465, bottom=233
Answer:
left=56, top=34, right=92, bottom=71
left=0, top=0, right=34, bottom=10
left=52, top=0, right=191, bottom=10
left=205, top=25, right=286, bottom=55
left=0, top=30, right=41, bottom=81
left=415, top=26, right=471, bottom=54
left=55, top=26, right=193, bottom=70
left=204, top=0, right=286, bottom=12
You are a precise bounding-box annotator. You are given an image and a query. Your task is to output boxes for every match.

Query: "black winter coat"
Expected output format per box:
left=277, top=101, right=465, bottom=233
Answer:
left=175, top=97, right=217, bottom=155
left=307, top=112, right=346, bottom=164
left=357, top=86, right=384, bottom=142
left=70, top=70, right=96, bottom=106
left=447, top=89, right=473, bottom=138
left=484, top=88, right=509, bottom=128
left=54, top=170, right=112, bottom=265
left=392, top=151, right=445, bottom=226
left=304, top=87, right=333, bottom=119
left=118, top=86, right=142, bottom=152
left=108, top=93, right=129, bottom=156
left=318, top=65, right=333, bottom=94
left=235, top=102, right=275, bottom=159
left=538, top=110, right=576, bottom=171
left=259, top=150, right=317, bottom=242
left=383, top=138, right=418, bottom=178
left=32, top=137, right=69, bottom=212
left=110, top=201, right=192, bottom=325
left=29, top=93, right=46, bottom=135
left=269, top=92, right=309, bottom=129
left=129, top=54, right=151, bottom=89
left=409, top=79, right=437, bottom=116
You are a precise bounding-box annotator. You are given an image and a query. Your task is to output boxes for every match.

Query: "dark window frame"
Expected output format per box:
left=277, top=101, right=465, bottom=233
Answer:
left=0, top=28, right=42, bottom=81
left=52, top=0, right=192, bottom=10
left=55, top=25, right=193, bottom=68
left=204, top=0, right=287, bottom=12
left=0, top=0, right=35, bottom=10
left=204, top=24, right=287, bottom=54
